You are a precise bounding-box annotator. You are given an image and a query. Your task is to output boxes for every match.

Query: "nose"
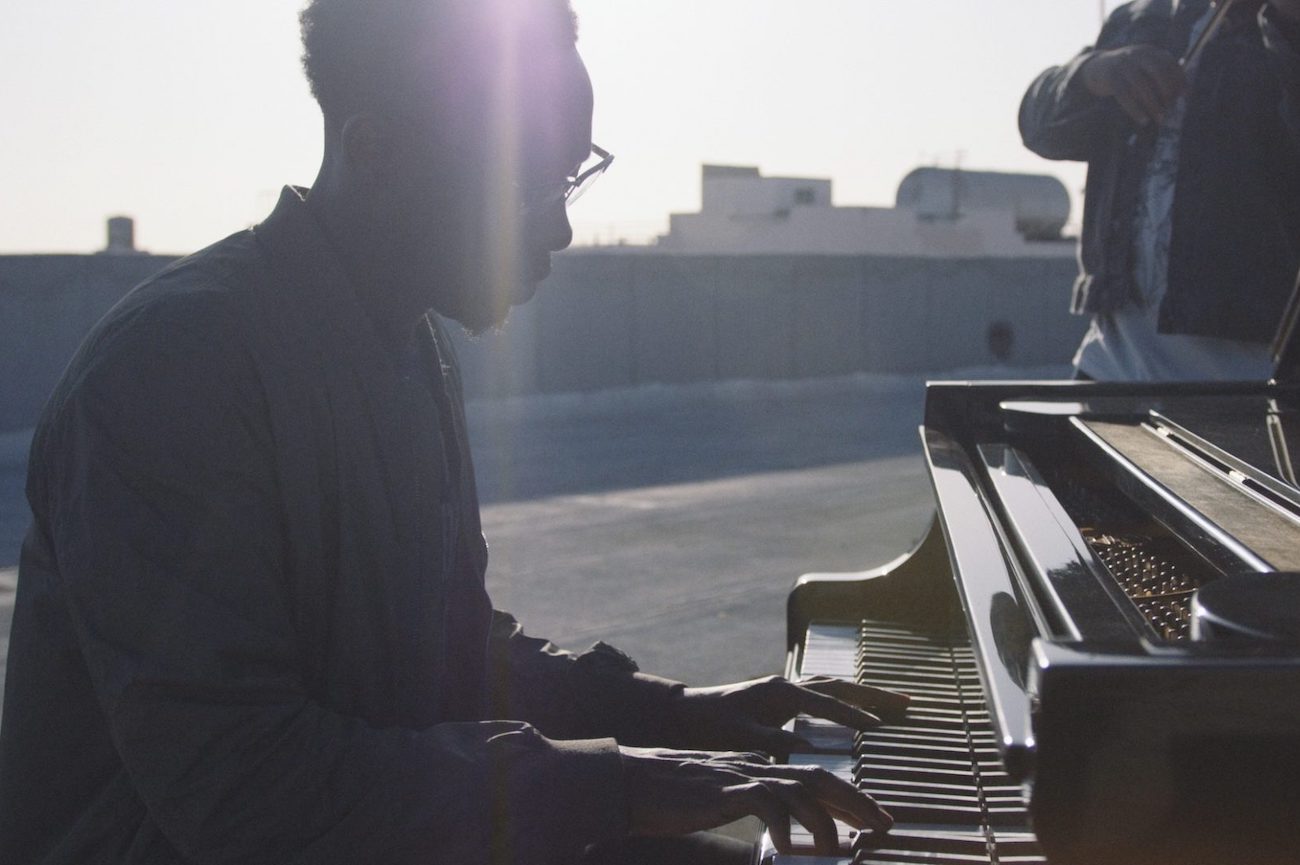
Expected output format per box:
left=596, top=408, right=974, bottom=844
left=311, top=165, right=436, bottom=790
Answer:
left=536, top=198, right=573, bottom=253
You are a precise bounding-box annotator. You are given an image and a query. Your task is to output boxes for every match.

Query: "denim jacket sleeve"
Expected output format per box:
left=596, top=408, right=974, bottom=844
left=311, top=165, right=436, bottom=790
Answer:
left=1019, top=6, right=1138, bottom=162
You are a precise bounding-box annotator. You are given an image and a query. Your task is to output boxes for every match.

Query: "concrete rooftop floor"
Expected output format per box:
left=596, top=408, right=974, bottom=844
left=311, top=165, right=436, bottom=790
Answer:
left=0, top=367, right=1065, bottom=721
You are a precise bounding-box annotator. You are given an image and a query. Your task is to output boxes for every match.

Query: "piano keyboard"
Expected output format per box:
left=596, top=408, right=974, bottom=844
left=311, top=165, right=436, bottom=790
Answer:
left=764, top=620, right=1046, bottom=865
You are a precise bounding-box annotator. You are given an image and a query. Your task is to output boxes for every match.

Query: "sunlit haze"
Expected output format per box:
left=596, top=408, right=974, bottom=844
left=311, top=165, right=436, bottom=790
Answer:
left=0, top=1, right=1119, bottom=254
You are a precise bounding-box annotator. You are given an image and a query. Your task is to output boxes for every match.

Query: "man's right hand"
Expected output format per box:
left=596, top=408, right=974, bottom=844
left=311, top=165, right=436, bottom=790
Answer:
left=1080, top=45, right=1187, bottom=126
left=619, top=746, right=892, bottom=858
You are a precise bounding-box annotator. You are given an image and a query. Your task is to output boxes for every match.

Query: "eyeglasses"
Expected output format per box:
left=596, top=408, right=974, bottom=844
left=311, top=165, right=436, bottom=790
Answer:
left=565, top=144, right=614, bottom=205
left=520, top=144, right=614, bottom=211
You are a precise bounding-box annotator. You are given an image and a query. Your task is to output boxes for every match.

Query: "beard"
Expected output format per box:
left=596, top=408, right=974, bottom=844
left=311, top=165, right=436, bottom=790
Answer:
left=458, top=302, right=512, bottom=338
left=442, top=266, right=539, bottom=337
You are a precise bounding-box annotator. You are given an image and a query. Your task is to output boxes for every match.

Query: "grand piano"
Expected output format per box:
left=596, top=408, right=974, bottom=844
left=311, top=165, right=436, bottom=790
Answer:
left=759, top=281, right=1300, bottom=865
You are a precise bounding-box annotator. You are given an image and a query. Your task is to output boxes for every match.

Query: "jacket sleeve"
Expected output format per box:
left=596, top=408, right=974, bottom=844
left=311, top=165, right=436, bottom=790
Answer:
left=1019, top=7, right=1134, bottom=161
left=488, top=611, right=689, bottom=745
left=37, top=287, right=627, bottom=865
left=1261, top=3, right=1300, bottom=150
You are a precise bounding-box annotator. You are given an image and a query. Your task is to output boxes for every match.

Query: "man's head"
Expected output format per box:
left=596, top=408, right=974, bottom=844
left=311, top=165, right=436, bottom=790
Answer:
left=299, top=0, right=594, bottom=334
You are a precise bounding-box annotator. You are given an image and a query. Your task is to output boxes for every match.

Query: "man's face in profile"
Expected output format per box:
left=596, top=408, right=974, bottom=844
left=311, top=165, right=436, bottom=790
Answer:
left=385, top=8, right=594, bottom=335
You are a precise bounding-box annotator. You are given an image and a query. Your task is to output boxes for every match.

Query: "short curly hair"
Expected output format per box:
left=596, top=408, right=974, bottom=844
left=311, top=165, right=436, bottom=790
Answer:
left=300, top=0, right=578, bottom=120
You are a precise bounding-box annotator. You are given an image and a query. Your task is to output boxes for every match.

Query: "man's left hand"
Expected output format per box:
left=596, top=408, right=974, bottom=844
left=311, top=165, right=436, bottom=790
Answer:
left=666, top=675, right=911, bottom=757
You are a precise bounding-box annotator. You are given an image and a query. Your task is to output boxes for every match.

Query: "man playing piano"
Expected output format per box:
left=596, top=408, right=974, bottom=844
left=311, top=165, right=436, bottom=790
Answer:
left=0, top=1, right=907, bottom=864
left=1021, top=0, right=1300, bottom=381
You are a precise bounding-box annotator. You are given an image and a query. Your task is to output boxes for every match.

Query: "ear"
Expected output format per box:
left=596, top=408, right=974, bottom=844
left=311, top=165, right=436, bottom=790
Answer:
left=339, top=113, right=394, bottom=180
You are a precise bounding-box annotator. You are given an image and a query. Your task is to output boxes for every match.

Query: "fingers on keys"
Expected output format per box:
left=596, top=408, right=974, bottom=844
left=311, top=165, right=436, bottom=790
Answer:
left=790, top=679, right=910, bottom=730
left=728, top=763, right=892, bottom=856
left=800, top=675, right=911, bottom=713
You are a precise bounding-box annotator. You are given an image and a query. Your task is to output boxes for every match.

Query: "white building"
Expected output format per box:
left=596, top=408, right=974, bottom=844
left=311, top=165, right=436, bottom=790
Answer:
left=653, top=165, right=1076, bottom=258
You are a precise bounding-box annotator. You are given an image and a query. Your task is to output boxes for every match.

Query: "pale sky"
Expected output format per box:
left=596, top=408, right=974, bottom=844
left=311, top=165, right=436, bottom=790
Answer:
left=0, top=1, right=1119, bottom=255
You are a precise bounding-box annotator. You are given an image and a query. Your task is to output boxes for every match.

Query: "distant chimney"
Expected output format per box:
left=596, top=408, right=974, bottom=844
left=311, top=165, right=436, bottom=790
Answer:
left=104, top=216, right=138, bottom=254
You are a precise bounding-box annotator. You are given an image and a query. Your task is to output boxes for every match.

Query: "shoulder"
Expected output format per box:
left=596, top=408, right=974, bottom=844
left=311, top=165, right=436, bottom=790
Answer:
left=62, top=232, right=263, bottom=391
left=34, top=231, right=274, bottom=463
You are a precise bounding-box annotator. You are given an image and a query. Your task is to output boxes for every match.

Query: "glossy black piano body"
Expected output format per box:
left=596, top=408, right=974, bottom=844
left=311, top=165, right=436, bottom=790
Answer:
left=776, top=379, right=1300, bottom=865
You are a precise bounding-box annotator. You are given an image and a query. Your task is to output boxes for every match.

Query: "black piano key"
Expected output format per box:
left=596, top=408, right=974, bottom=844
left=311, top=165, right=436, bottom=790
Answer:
left=860, top=686, right=967, bottom=701
left=858, top=625, right=955, bottom=641
left=970, top=793, right=1027, bottom=806
left=858, top=778, right=990, bottom=796
left=991, top=840, right=1047, bottom=864
left=860, top=668, right=970, bottom=683
left=860, top=740, right=989, bottom=759
left=855, top=854, right=994, bottom=864
left=858, top=660, right=976, bottom=677
left=857, top=738, right=987, bottom=754
left=858, top=637, right=965, bottom=653
left=856, top=754, right=989, bottom=772
left=867, top=708, right=970, bottom=724
left=870, top=788, right=1012, bottom=811
left=854, top=837, right=1037, bottom=863
left=862, top=724, right=985, bottom=738
left=864, top=782, right=992, bottom=801
left=858, top=657, right=964, bottom=672
left=854, top=830, right=994, bottom=862
left=981, top=806, right=1034, bottom=827
left=860, top=659, right=963, bottom=673
left=864, top=801, right=986, bottom=826
left=859, top=730, right=984, bottom=746
left=861, top=657, right=960, bottom=669
left=789, top=721, right=979, bottom=753
left=855, top=763, right=991, bottom=785
left=865, top=790, right=989, bottom=809
left=860, top=655, right=978, bottom=670
left=857, top=650, right=962, bottom=664
left=970, top=770, right=1015, bottom=786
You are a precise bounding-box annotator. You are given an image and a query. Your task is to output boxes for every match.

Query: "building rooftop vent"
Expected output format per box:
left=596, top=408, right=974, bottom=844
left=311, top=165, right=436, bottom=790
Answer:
left=702, top=165, right=762, bottom=180
left=102, top=216, right=141, bottom=255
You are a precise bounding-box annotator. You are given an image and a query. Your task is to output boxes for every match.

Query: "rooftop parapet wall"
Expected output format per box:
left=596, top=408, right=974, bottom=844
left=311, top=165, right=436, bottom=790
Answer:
left=0, top=254, right=179, bottom=433
left=450, top=253, right=1084, bottom=398
left=0, top=252, right=1085, bottom=433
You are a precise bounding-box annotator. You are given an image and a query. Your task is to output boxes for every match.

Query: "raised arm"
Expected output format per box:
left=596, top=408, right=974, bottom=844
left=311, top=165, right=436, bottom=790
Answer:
left=1019, top=5, right=1182, bottom=161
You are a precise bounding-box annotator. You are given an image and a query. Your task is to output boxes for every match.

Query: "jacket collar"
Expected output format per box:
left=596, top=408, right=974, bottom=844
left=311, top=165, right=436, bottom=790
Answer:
left=252, top=186, right=442, bottom=544
left=251, top=186, right=413, bottom=369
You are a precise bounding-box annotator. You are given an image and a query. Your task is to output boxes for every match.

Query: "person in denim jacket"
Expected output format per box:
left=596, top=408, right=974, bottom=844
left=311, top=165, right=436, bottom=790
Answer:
left=1021, top=0, right=1300, bottom=381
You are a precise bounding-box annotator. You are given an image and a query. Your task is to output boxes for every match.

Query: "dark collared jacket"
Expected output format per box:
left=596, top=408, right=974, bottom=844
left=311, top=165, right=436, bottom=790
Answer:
left=1020, top=0, right=1300, bottom=342
left=0, top=188, right=682, bottom=865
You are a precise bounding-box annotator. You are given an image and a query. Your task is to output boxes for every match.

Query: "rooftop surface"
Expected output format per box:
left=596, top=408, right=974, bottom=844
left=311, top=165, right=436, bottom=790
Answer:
left=0, top=367, right=1066, bottom=720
